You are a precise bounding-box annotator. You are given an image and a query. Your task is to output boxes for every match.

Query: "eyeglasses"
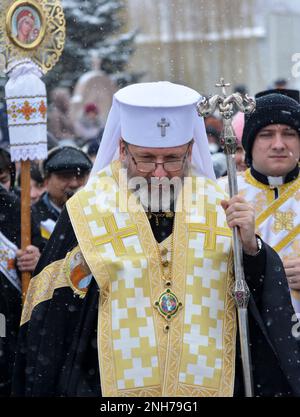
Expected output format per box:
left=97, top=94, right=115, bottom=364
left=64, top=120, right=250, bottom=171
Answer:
left=125, top=145, right=190, bottom=173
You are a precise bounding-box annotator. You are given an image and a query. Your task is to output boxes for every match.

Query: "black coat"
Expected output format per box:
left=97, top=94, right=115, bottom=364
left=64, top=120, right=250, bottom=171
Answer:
left=32, top=192, right=60, bottom=225
left=11, top=208, right=300, bottom=397
left=0, top=186, right=45, bottom=396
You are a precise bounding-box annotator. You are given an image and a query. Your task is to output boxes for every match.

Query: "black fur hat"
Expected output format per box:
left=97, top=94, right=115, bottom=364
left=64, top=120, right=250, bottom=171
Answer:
left=242, top=91, right=300, bottom=165
left=43, top=146, right=92, bottom=177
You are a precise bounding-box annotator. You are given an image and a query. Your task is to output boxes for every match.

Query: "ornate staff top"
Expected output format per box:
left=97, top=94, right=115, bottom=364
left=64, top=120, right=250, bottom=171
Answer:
left=197, top=77, right=255, bottom=119
left=0, top=0, right=66, bottom=161
left=215, top=77, right=231, bottom=96
left=197, top=77, right=255, bottom=154
left=0, top=0, right=65, bottom=75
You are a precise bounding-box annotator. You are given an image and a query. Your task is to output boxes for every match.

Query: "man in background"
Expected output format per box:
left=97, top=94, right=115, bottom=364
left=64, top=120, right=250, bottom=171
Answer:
left=219, top=88, right=300, bottom=314
left=33, top=146, right=92, bottom=240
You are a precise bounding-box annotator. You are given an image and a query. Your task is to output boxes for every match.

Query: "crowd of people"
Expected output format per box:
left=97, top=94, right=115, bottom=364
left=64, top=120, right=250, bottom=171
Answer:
left=1, top=77, right=300, bottom=397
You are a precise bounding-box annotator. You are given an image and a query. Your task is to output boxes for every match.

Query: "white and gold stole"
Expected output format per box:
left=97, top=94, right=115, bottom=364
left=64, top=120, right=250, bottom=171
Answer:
left=67, top=161, right=236, bottom=397
left=219, top=169, right=300, bottom=313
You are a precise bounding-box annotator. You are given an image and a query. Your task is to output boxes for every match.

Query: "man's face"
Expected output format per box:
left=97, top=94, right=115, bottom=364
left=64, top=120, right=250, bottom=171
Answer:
left=252, top=124, right=300, bottom=177
left=119, top=141, right=193, bottom=181
left=45, top=169, right=89, bottom=208
left=119, top=140, right=193, bottom=211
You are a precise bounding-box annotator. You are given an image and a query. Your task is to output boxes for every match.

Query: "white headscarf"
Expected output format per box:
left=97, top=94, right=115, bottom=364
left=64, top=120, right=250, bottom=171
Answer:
left=91, top=81, right=215, bottom=180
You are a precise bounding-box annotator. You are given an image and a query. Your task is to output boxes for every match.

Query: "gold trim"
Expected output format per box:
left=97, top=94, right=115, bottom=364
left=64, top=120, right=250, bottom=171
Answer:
left=98, top=274, right=117, bottom=396
left=274, top=224, right=300, bottom=253
left=244, top=168, right=272, bottom=191
left=255, top=177, right=300, bottom=228
left=67, top=196, right=111, bottom=298
left=244, top=170, right=300, bottom=253
left=67, top=186, right=118, bottom=396
left=220, top=250, right=236, bottom=396
left=244, top=169, right=275, bottom=205
left=6, top=0, right=46, bottom=51
left=244, top=169, right=268, bottom=191
left=21, top=258, right=69, bottom=326
left=161, top=205, right=188, bottom=396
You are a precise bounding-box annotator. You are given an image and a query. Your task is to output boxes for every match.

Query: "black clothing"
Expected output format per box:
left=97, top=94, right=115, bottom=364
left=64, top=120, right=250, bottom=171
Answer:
left=0, top=103, right=9, bottom=148
left=0, top=186, right=45, bottom=250
left=255, top=89, right=300, bottom=103
left=12, top=208, right=300, bottom=397
left=0, top=186, right=45, bottom=396
left=33, top=192, right=60, bottom=225
left=250, top=165, right=299, bottom=186
left=148, top=213, right=174, bottom=243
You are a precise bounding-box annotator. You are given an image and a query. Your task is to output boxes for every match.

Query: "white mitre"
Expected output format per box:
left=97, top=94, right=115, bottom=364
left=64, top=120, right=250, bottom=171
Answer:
left=91, top=81, right=215, bottom=180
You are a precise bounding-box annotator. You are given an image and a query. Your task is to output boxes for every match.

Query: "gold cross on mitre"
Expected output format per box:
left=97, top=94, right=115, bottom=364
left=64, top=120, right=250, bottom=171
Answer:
left=93, top=214, right=138, bottom=256
left=188, top=209, right=232, bottom=251
left=274, top=211, right=295, bottom=232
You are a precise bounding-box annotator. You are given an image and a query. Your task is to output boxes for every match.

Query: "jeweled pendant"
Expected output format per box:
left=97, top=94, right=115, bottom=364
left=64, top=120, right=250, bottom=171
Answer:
left=154, top=289, right=183, bottom=321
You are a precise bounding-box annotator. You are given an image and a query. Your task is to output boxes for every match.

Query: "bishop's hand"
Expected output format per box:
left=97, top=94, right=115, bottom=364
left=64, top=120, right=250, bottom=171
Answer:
left=221, top=195, right=258, bottom=256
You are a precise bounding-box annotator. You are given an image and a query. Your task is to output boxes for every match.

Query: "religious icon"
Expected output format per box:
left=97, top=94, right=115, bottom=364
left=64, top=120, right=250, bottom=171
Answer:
left=6, top=0, right=46, bottom=50
left=154, top=289, right=183, bottom=321
left=1, top=0, right=65, bottom=73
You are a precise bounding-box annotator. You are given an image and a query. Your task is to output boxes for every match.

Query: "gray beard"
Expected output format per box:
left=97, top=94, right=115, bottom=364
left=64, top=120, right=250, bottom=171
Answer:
left=122, top=160, right=190, bottom=212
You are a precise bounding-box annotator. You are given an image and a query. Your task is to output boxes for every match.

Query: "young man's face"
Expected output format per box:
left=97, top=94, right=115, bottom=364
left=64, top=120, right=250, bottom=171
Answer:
left=45, top=169, right=89, bottom=208
left=252, top=124, right=300, bottom=177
